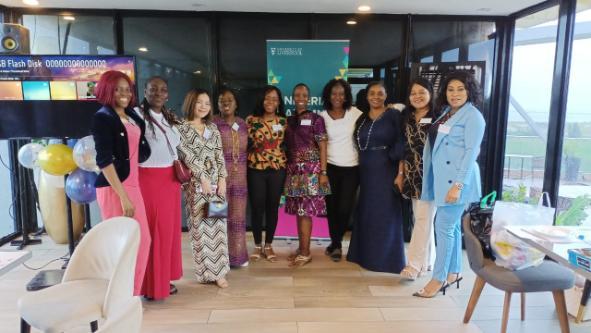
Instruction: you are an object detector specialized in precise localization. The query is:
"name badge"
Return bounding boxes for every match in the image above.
[203,127,213,140]
[272,124,283,132]
[231,122,240,131]
[300,119,312,126]
[438,124,451,134]
[419,118,432,124]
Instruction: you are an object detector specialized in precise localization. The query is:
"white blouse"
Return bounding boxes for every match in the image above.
[320,107,363,167]
[135,107,181,168]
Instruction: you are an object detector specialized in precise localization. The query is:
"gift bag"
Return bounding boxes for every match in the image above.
[491,193,555,270]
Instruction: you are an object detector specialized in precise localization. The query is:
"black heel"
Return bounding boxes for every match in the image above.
[440,281,450,296]
[455,276,463,289]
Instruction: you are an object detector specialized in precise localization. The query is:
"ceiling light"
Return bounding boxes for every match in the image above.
[477,7,492,12]
[62,16,76,21]
[358,5,371,12]
[23,0,39,5]
[138,47,148,52]
[346,19,357,25]
[193,70,202,74]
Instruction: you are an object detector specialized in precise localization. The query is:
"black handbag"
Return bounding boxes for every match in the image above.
[205,200,228,219]
[467,191,497,260]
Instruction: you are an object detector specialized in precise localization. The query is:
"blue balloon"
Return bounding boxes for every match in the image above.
[65,169,97,204]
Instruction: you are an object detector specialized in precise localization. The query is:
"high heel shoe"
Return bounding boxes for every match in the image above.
[412,281,449,298]
[263,244,277,262]
[447,273,463,289]
[250,245,263,261]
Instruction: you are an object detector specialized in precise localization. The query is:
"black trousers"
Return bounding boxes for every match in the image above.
[325,163,360,249]
[247,168,286,245]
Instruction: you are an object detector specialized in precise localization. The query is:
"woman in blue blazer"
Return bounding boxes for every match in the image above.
[414,71,485,298]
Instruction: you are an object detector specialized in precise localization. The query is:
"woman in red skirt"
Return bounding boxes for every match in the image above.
[136,76,183,300]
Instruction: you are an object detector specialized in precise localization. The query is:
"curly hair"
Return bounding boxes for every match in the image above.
[322,78,353,111]
[436,71,482,111]
[252,85,285,117]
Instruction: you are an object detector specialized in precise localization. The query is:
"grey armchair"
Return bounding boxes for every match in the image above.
[462,215,575,333]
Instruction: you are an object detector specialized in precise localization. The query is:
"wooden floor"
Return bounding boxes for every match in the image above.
[1,232,590,333]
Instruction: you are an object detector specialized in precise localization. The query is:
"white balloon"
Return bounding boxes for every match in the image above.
[17,143,44,169]
[73,136,99,172]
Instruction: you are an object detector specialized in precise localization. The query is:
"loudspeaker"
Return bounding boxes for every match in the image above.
[1,23,30,54]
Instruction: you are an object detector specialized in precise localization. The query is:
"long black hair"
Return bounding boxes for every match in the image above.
[140,76,180,136]
[322,79,353,111]
[402,78,438,126]
[436,71,482,111]
[252,85,286,117]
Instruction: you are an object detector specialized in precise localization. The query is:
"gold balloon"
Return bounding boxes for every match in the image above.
[37,144,77,176]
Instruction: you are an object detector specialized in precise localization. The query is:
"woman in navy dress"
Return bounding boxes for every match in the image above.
[346,81,406,273]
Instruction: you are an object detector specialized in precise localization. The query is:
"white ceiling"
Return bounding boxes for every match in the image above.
[3,0,543,16]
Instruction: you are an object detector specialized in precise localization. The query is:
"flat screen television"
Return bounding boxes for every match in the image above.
[0,55,136,139]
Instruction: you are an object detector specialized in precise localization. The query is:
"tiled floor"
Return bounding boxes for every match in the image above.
[1,233,590,333]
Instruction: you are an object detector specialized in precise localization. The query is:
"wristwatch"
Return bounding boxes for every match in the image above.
[320,170,328,176]
[454,182,464,190]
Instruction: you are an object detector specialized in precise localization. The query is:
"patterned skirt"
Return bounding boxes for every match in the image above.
[184,190,230,283]
[284,161,330,217]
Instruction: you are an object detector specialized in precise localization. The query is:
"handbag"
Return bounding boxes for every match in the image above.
[205,199,228,219]
[152,119,192,184]
[467,191,497,260]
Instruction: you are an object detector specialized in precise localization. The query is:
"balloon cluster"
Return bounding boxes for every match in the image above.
[18,136,99,204]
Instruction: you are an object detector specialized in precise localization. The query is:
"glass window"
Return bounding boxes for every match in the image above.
[123,17,213,114]
[0,141,16,241]
[219,15,309,117]
[22,15,115,54]
[502,6,559,203]
[316,17,403,100]
[441,48,459,62]
[411,20,496,179]
[556,0,591,226]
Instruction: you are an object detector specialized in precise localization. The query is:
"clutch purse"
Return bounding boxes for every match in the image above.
[205,200,228,219]
[173,159,192,185]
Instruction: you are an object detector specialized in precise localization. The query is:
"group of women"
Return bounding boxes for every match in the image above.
[90,68,485,300]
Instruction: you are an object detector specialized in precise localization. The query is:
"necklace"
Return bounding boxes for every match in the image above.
[231,125,240,172]
[356,117,376,151]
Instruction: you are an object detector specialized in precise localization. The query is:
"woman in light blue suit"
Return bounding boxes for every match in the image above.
[413,71,485,298]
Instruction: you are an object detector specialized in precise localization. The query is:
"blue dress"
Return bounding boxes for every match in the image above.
[346,108,406,273]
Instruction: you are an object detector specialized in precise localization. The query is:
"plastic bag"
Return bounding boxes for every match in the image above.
[491,193,555,270]
[468,191,496,260]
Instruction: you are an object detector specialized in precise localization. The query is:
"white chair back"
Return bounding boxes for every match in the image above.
[62,217,140,316]
[96,297,143,333]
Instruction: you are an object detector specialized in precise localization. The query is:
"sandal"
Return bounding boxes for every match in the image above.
[250,245,263,261]
[400,266,421,281]
[288,254,312,268]
[263,244,277,262]
[412,281,449,298]
[447,273,463,289]
[287,249,301,262]
[169,284,178,295]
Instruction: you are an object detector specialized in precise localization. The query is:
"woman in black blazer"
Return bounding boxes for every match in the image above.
[91,70,151,296]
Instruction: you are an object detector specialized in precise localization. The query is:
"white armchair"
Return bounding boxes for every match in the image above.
[96,297,143,333]
[18,216,141,333]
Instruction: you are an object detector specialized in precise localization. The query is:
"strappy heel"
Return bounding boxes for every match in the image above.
[263,244,277,262]
[447,273,463,289]
[250,245,263,261]
[288,254,312,267]
[412,281,449,298]
[400,266,421,281]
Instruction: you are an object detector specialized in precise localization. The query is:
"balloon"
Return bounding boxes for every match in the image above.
[67,138,78,148]
[41,170,65,188]
[72,136,99,172]
[37,144,77,176]
[65,169,97,204]
[17,143,44,169]
[48,139,63,145]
